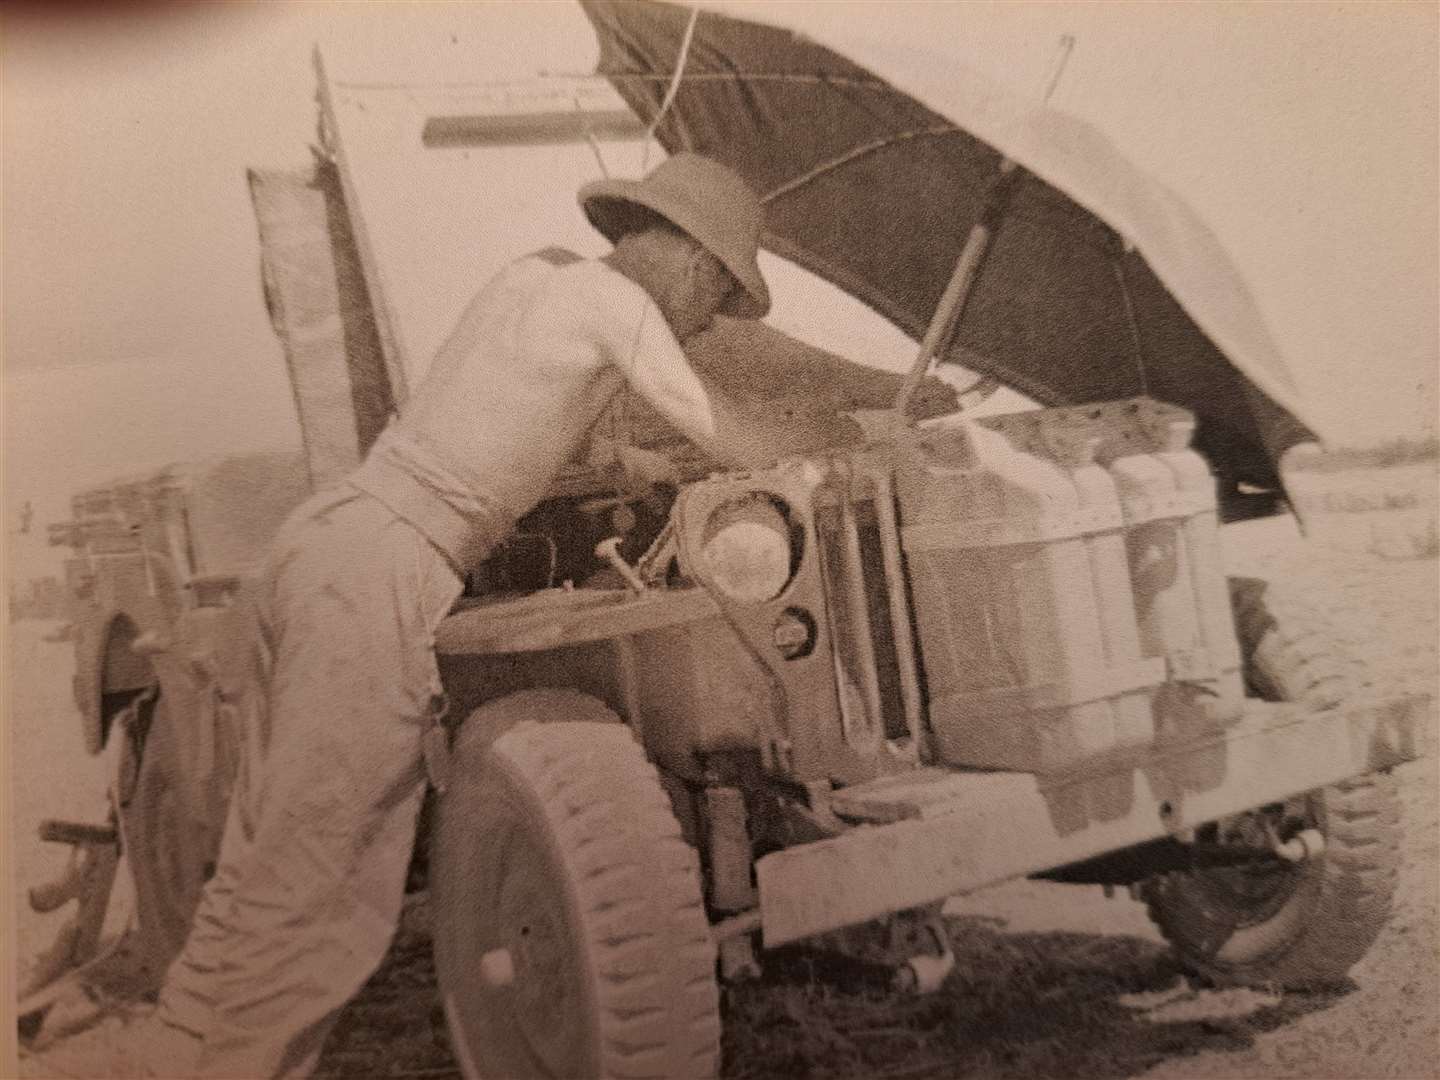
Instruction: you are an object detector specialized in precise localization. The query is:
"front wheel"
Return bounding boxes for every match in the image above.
[431,701,720,1079]
[1140,577,1401,989]
[1141,776,1400,989]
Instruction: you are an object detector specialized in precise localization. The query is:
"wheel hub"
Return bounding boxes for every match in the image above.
[486,829,589,1077]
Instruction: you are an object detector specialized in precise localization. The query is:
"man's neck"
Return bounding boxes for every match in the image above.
[601,248,648,289]
[603,248,670,316]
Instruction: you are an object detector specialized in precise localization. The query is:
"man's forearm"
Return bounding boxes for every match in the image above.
[693,372,864,468]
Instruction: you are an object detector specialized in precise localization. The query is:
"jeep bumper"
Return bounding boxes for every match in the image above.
[756,694,1432,947]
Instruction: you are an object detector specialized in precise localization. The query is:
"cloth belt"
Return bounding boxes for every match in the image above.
[348,452,508,576]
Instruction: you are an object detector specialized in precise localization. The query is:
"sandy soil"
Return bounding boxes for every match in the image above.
[11,514,1438,1079]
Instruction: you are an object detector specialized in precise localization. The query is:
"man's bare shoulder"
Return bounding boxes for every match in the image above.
[531,257,654,329]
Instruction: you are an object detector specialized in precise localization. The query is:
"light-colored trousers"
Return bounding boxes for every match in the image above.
[149,486,463,1078]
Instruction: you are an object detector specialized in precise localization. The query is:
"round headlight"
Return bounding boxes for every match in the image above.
[700,494,794,603]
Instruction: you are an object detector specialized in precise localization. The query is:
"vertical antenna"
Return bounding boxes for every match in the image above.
[1041,34,1076,105]
[576,95,612,178]
[642,1,701,171]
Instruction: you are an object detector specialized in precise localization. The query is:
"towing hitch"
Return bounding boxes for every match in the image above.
[1267,824,1325,862]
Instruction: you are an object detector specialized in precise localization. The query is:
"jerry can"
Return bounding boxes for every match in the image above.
[1134,400,1244,731]
[893,416,1164,773]
[995,409,1162,760]
[1088,400,1243,738]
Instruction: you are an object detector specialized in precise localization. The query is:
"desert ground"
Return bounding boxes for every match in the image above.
[11,498,1438,1079]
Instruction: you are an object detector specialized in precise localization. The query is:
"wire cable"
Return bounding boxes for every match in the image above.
[641,2,701,171]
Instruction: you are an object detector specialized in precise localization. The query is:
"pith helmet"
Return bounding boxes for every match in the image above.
[579,152,771,318]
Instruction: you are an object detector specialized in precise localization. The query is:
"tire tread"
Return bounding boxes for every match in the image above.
[492,720,719,1079]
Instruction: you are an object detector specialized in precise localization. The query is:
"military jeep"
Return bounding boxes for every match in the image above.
[20,24,1431,1080]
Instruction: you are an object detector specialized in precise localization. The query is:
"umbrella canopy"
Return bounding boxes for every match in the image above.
[580,0,1316,499]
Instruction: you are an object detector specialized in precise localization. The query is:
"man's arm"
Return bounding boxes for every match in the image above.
[587,278,860,469]
[685,318,960,420]
[690,368,865,466]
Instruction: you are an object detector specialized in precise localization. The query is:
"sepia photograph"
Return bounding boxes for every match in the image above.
[3,2,1436,1078]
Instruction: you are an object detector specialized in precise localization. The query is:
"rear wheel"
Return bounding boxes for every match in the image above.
[21,687,220,1040]
[1141,577,1401,989]
[116,689,217,983]
[432,699,719,1079]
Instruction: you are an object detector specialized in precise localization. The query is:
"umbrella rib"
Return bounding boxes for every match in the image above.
[598,69,893,92]
[331,72,895,93]
[761,126,960,204]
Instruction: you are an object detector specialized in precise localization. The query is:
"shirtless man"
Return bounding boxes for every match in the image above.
[140,152,798,1078]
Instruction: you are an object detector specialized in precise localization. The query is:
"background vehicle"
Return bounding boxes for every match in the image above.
[19,5,1430,1077]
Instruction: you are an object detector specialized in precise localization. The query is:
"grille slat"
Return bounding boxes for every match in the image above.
[814,465,920,752]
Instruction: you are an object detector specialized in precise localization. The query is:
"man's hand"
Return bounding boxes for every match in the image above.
[906,373,962,420]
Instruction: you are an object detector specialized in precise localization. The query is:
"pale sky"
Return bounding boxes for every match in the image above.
[3,1,1437,569]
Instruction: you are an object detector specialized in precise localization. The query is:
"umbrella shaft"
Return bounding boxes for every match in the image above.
[896,159,1020,418]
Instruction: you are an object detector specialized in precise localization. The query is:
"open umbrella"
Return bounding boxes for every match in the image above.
[580,0,1317,511]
